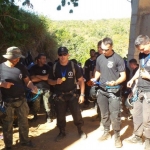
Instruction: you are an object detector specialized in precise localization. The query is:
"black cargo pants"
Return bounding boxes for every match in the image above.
[54,92,84,130]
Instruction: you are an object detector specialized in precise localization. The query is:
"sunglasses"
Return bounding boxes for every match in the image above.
[58,53,68,56]
[101,47,109,51]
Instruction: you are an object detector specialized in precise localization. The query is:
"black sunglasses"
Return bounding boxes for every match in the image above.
[58,53,68,56]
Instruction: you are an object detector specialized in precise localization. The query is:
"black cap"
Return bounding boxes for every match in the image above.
[58,47,68,55]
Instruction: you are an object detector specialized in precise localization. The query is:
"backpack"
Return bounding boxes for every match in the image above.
[53,61,77,84]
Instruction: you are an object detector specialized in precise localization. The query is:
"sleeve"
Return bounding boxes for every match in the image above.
[29,66,35,76]
[117,56,126,72]
[46,65,51,75]
[48,66,54,80]
[95,57,100,72]
[21,65,30,79]
[74,64,82,80]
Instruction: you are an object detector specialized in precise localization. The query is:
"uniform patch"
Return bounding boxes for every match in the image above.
[107,61,113,68]
[68,71,73,78]
[147,60,150,66]
[19,74,22,79]
[42,70,46,74]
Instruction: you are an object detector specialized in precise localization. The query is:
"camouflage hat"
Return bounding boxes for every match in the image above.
[3,46,25,60]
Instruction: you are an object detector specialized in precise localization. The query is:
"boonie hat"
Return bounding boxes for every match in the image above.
[58,47,68,55]
[3,46,25,60]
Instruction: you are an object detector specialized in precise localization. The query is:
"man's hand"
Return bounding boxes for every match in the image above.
[31,86,38,94]
[0,82,14,88]
[90,78,97,85]
[56,78,63,84]
[106,81,116,86]
[78,95,84,104]
[140,69,150,79]
[127,80,134,88]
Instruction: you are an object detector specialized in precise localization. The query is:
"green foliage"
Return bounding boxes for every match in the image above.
[0,0,58,62]
[50,19,130,65]
[0,0,130,65]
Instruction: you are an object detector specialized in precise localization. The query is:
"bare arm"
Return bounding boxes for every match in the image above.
[115,71,126,85]
[94,70,101,80]
[130,68,140,82]
[127,68,140,88]
[0,82,14,88]
[23,77,38,93]
[107,71,126,86]
[30,75,49,82]
[48,78,63,85]
[78,76,85,104]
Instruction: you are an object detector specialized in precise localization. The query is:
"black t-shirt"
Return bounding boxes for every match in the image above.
[96,52,125,87]
[0,62,29,99]
[132,65,139,76]
[89,59,96,76]
[84,58,96,81]
[29,64,50,89]
[138,53,150,91]
[49,61,82,93]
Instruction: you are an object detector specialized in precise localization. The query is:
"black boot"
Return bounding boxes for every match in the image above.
[21,140,35,148]
[5,147,12,150]
[114,130,122,148]
[77,127,87,140]
[29,114,38,122]
[99,129,111,141]
[46,111,52,123]
[55,128,66,142]
[145,138,150,150]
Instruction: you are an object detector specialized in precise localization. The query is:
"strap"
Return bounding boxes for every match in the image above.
[0,64,2,81]
[106,85,120,89]
[53,62,57,78]
[71,61,77,84]
[53,61,77,84]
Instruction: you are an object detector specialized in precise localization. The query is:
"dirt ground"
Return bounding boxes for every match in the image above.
[0,103,145,150]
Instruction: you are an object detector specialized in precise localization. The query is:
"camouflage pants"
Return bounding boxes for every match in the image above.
[31,90,51,114]
[2,98,29,147]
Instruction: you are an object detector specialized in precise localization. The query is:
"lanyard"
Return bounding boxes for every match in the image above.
[141,54,150,68]
[61,68,67,77]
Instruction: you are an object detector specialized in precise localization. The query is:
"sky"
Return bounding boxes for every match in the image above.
[19,0,132,20]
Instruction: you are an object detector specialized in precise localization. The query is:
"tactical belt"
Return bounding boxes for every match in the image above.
[3,96,25,103]
[60,89,77,95]
[56,89,78,101]
[98,85,121,94]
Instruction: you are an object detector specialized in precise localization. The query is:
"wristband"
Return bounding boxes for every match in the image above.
[80,94,85,97]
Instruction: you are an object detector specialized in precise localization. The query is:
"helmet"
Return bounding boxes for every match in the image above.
[125,96,134,110]
[88,85,99,102]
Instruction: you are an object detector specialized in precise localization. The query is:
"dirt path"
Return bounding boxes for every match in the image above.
[0,104,144,150]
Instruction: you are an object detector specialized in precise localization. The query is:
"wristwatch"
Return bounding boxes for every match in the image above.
[80,94,85,97]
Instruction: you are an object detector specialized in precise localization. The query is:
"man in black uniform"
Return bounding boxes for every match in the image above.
[84,49,96,108]
[127,35,150,150]
[92,37,126,148]
[129,58,139,77]
[29,53,51,123]
[0,46,38,150]
[48,47,86,142]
